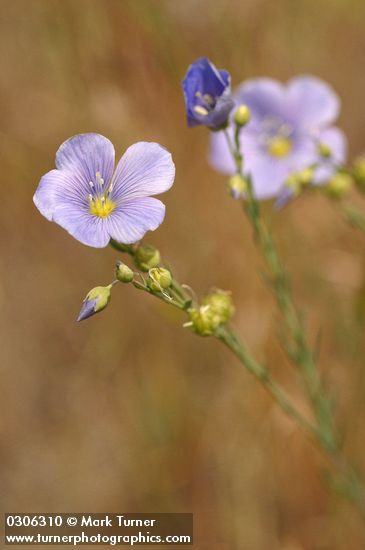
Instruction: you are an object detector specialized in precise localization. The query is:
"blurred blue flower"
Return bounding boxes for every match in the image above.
[34,134,175,247]
[210,76,347,200]
[182,58,234,129]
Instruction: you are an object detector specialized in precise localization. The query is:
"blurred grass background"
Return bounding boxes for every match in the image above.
[1,0,365,548]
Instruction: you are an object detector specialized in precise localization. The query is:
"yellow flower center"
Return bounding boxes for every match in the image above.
[267,136,292,157]
[89,196,116,218]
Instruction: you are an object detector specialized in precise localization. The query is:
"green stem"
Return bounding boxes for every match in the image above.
[217,324,365,516]
[341,201,365,232]
[109,235,365,514]
[110,242,315,439]
[216,325,319,440]
[245,177,336,448]
[132,280,186,310]
[226,124,365,514]
[110,240,192,309]
[223,129,236,160]
[228,129,336,450]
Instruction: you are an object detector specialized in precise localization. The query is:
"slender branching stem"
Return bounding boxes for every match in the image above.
[109,207,365,516]
[225,128,335,446]
[216,325,319,440]
[224,126,365,516]
[110,242,316,440]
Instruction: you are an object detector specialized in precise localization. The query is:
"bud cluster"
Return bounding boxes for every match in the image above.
[187,289,235,336]
[77,242,178,321]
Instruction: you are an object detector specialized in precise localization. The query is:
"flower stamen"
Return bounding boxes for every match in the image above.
[194,91,217,116]
[89,171,116,218]
[194,105,209,116]
[203,93,214,105]
[95,171,104,189]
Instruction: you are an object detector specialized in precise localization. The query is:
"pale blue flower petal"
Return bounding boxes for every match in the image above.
[33,169,88,221]
[56,133,115,190]
[235,78,287,123]
[106,197,166,244]
[111,142,175,202]
[244,156,297,199]
[209,130,236,175]
[34,165,110,247]
[52,204,110,247]
[287,76,340,130]
[34,169,66,221]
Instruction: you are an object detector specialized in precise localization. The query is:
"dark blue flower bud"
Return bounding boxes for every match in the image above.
[182,58,234,130]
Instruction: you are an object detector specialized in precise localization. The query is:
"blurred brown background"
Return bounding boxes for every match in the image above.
[1,0,365,548]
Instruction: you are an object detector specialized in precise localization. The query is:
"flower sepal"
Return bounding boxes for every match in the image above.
[134,244,161,272]
[147,267,172,293]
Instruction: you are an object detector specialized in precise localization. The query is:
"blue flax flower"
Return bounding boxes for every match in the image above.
[34,134,175,247]
[182,57,234,129]
[210,76,347,199]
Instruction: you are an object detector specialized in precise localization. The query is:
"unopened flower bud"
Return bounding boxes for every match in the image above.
[353,156,365,189]
[284,174,301,196]
[298,167,314,186]
[77,285,112,322]
[227,174,248,199]
[115,261,134,283]
[285,167,314,196]
[202,289,235,323]
[318,143,332,158]
[134,244,161,272]
[234,105,250,127]
[147,267,172,292]
[187,305,221,336]
[324,173,353,198]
